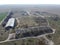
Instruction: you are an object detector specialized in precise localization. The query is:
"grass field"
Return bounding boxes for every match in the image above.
[0,12,8,41]
[0,12,7,22]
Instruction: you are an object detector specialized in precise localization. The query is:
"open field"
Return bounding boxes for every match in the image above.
[0,12,7,22]
[47,17,60,45]
[0,5,60,45]
[17,16,48,28]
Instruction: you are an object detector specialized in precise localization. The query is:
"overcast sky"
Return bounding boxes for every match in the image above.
[0,0,60,5]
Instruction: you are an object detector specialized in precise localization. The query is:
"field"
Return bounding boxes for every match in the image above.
[47,17,60,45]
[0,12,8,41]
[0,12,7,22]
[17,16,47,28]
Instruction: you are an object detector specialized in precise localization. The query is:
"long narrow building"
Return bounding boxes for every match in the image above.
[5,18,16,30]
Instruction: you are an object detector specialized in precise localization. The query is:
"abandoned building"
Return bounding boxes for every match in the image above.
[5,18,16,30]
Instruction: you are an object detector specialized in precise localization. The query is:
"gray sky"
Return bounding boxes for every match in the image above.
[0,0,60,5]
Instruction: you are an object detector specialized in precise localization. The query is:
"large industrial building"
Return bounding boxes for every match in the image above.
[5,18,16,30]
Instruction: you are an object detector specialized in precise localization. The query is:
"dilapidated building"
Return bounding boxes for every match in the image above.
[5,18,16,30]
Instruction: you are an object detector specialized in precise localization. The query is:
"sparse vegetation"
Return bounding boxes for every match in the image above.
[17,16,47,28]
[47,17,60,45]
[0,38,45,45]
